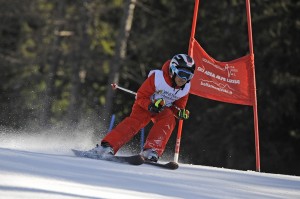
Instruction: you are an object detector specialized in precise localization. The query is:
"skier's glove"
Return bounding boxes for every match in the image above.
[177,109,190,120]
[148,98,166,113]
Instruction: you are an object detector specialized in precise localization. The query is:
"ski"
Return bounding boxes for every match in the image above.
[72,149,179,169]
[144,160,179,170]
[72,149,144,166]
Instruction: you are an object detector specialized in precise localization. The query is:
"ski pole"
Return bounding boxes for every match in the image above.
[111,83,137,95]
[112,83,181,109]
[140,128,145,152]
[112,83,180,108]
[108,114,115,132]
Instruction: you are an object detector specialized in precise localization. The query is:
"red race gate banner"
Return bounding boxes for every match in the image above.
[189,38,255,106]
[175,0,260,172]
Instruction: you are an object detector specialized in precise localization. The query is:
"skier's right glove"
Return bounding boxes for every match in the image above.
[177,109,190,120]
[148,98,166,113]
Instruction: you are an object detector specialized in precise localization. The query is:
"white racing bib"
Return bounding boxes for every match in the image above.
[148,70,190,107]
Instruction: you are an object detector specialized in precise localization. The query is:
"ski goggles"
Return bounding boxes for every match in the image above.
[171,65,194,81]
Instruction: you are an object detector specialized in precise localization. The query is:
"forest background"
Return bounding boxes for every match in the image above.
[0,0,299,176]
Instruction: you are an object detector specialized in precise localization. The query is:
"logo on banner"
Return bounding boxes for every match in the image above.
[196,58,241,95]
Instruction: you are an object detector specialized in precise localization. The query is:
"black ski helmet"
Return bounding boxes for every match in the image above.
[169,54,195,81]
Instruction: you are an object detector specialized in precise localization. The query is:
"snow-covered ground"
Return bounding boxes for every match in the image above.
[0,130,300,199]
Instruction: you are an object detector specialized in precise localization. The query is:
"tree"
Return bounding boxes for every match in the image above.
[39,1,66,127]
[102,0,137,127]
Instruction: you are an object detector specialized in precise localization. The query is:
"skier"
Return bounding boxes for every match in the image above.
[91,54,195,162]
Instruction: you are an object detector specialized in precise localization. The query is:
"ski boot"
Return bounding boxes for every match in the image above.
[141,148,159,162]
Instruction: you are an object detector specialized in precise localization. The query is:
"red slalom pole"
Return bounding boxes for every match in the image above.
[245,0,261,172]
[174,0,200,163]
[174,120,183,162]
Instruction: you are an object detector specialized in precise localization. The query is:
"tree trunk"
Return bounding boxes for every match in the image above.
[40,1,65,128]
[66,3,89,128]
[101,0,137,127]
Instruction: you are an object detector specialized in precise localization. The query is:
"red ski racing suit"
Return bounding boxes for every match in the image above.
[102,60,190,156]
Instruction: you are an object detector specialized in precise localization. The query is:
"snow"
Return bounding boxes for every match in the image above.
[0,131,300,199]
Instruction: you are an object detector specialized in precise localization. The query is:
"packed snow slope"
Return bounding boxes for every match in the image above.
[0,130,300,199]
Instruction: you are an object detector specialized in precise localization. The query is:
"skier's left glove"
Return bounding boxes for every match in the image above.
[177,109,190,120]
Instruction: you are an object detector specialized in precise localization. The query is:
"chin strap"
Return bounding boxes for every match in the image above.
[171,75,177,89]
